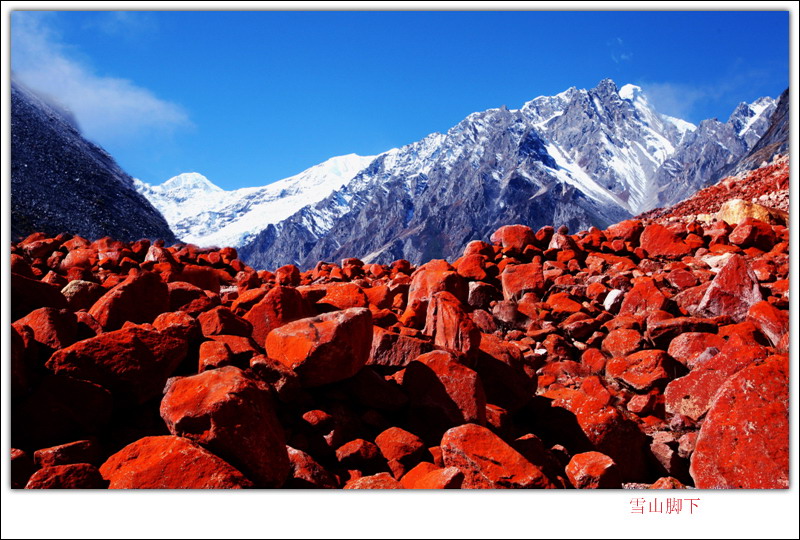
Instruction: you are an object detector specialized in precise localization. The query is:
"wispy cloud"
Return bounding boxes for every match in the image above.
[608,37,633,64]
[639,82,708,120]
[11,12,190,143]
[80,11,158,39]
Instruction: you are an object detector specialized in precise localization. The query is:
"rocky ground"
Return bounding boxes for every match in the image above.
[10,160,790,490]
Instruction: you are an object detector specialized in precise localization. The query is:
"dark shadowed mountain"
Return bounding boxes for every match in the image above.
[11,79,176,243]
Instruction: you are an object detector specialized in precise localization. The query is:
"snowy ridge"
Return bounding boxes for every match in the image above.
[134,153,376,248]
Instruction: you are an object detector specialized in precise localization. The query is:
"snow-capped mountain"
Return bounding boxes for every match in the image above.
[236,79,775,270]
[133,153,376,248]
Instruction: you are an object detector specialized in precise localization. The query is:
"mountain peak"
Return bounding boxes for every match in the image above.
[159,172,223,193]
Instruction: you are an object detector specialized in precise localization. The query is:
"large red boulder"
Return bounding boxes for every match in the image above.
[61,280,105,311]
[160,366,289,487]
[11,272,68,321]
[696,254,762,322]
[542,383,648,481]
[690,355,788,488]
[316,282,370,310]
[285,446,338,489]
[500,259,545,301]
[640,223,692,259]
[265,307,372,387]
[368,326,433,368]
[13,307,78,351]
[490,224,535,252]
[25,463,107,489]
[664,340,770,421]
[403,351,487,440]
[565,451,622,489]
[100,436,253,488]
[440,424,555,489]
[197,306,253,338]
[605,350,679,392]
[423,291,480,357]
[746,301,789,348]
[618,279,669,319]
[406,260,468,309]
[244,285,311,345]
[88,271,169,330]
[46,326,187,405]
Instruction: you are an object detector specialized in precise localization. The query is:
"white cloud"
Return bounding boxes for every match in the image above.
[11,12,190,143]
[640,82,708,120]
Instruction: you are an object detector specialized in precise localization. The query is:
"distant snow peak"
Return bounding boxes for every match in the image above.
[134,153,376,248]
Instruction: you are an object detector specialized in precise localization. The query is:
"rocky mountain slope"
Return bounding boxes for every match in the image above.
[133,153,376,248]
[10,80,176,244]
[11,165,789,488]
[236,79,776,270]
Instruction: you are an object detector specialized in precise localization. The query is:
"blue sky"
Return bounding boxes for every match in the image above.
[11,10,790,190]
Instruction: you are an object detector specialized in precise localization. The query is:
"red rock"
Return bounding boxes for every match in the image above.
[197,306,253,338]
[490,224,535,252]
[646,317,718,347]
[728,218,776,250]
[400,462,440,488]
[649,477,687,489]
[209,334,262,363]
[46,326,186,405]
[285,446,338,489]
[690,355,788,488]
[414,467,464,489]
[275,264,301,286]
[746,301,788,348]
[664,340,770,421]
[424,291,480,357]
[151,311,201,342]
[25,463,107,489]
[441,423,555,489]
[500,259,545,301]
[696,254,762,322]
[11,449,36,489]
[344,472,403,489]
[605,220,644,244]
[160,366,289,487]
[667,332,726,368]
[474,333,534,412]
[230,287,268,314]
[34,439,102,468]
[601,328,644,358]
[368,326,433,368]
[375,427,427,466]
[640,223,692,259]
[171,264,221,294]
[541,385,647,481]
[13,307,78,351]
[665,268,699,290]
[167,281,218,315]
[626,393,657,415]
[565,451,621,489]
[618,279,669,319]
[403,351,487,440]
[316,282,370,310]
[11,272,68,321]
[244,285,311,346]
[581,348,607,374]
[546,292,583,320]
[60,280,105,311]
[335,439,385,473]
[456,253,490,281]
[100,435,253,488]
[406,260,468,310]
[88,271,169,330]
[198,340,235,372]
[265,307,371,387]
